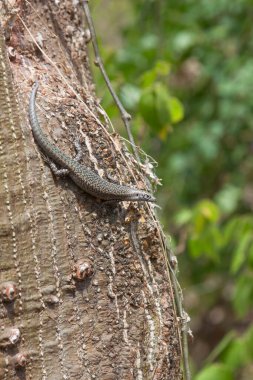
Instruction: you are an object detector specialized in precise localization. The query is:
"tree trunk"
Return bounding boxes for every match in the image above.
[0,1,182,379]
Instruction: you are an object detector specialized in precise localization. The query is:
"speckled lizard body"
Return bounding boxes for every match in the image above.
[29,82,155,202]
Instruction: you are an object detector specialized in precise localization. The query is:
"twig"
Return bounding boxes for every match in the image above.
[182,327,191,380]
[82,0,141,163]
[166,247,192,380]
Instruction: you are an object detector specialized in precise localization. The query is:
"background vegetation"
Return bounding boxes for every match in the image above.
[93,1,253,378]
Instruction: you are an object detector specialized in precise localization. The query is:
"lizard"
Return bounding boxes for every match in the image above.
[29,81,156,202]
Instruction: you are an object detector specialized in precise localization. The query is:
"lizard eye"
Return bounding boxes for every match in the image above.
[139,192,155,202]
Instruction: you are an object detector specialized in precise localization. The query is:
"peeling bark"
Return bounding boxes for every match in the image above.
[0,1,182,379]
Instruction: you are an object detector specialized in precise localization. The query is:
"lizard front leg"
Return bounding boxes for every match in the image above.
[73,138,83,162]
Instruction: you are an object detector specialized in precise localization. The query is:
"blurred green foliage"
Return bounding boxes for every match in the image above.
[93,0,253,378]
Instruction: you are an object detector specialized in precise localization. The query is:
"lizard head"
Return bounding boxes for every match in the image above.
[128,190,156,203]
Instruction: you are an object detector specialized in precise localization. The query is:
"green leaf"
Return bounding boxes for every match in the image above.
[223,218,240,246]
[205,331,236,364]
[195,364,233,380]
[138,86,164,130]
[140,60,170,87]
[154,60,171,76]
[155,84,173,127]
[174,208,192,226]
[248,242,253,268]
[193,200,220,234]
[172,31,197,54]
[120,84,140,110]
[188,235,203,258]
[196,200,220,223]
[233,274,253,317]
[140,70,157,87]
[215,185,241,214]
[168,96,184,123]
[139,83,183,134]
[139,34,158,54]
[223,339,248,371]
[188,231,220,261]
[230,233,252,274]
[242,325,253,360]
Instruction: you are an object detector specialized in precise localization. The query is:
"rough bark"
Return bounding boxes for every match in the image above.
[0,1,182,379]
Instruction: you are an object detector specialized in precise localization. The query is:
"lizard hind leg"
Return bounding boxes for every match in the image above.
[49,161,69,176]
[40,151,69,176]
